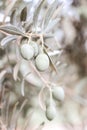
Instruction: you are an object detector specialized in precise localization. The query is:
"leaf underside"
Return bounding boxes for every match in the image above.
[42,0,58,30]
[44,47,57,73]
[0,24,25,36]
[0,35,17,48]
[33,0,46,29]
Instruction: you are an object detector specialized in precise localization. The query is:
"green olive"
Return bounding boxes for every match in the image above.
[35,53,50,71]
[20,43,34,60]
[52,87,65,101]
[30,41,39,57]
[46,103,56,121]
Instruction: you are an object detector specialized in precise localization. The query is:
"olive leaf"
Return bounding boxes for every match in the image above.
[42,0,58,30]
[13,62,20,81]
[44,18,60,32]
[24,21,33,32]
[10,100,27,130]
[38,87,47,111]
[51,3,64,19]
[10,9,18,25]
[20,7,27,22]
[43,34,54,39]
[0,24,25,36]
[14,99,27,125]
[9,102,19,130]
[44,48,57,73]
[21,78,25,97]
[48,55,57,73]
[0,35,17,48]
[33,0,46,29]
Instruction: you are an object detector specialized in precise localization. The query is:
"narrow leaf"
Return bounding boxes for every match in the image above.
[33,0,45,29]
[43,34,54,39]
[20,7,27,22]
[13,62,20,81]
[42,0,58,30]
[24,21,33,32]
[0,35,17,48]
[10,99,27,130]
[0,24,25,36]
[10,9,17,25]
[51,3,64,19]
[16,99,27,119]
[44,18,60,32]
[38,87,46,111]
[10,102,19,129]
[44,48,57,73]
[21,79,25,97]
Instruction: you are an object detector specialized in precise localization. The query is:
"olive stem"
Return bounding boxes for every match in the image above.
[40,34,44,52]
[49,86,53,105]
[29,61,50,88]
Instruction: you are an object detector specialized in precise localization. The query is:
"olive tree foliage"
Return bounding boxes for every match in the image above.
[0,0,87,129]
[0,0,66,127]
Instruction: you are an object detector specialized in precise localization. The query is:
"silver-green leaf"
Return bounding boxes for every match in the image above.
[0,35,17,48]
[42,0,58,30]
[33,0,46,29]
[0,24,25,36]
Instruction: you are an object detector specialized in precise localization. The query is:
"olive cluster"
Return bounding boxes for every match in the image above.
[46,86,65,120]
[20,40,65,121]
[20,40,50,71]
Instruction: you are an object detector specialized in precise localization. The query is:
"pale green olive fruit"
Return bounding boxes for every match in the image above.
[30,41,39,57]
[46,103,56,121]
[20,44,34,60]
[35,53,50,71]
[52,87,65,101]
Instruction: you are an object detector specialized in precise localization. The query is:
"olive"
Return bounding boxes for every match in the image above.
[20,43,34,60]
[35,53,50,71]
[52,87,65,101]
[46,103,56,121]
[30,41,39,57]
